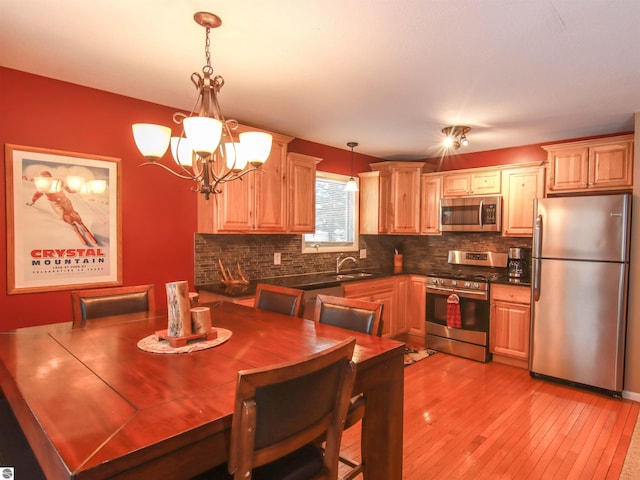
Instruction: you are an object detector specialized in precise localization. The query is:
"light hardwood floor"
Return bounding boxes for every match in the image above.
[339,352,639,479]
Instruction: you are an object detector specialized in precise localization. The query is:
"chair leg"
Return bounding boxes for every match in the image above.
[337,421,364,480]
[339,455,363,480]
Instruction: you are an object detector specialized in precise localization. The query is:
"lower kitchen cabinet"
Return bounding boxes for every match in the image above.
[407,275,426,343]
[490,284,531,368]
[343,277,398,338]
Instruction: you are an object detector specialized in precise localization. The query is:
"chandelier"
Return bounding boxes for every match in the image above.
[132,12,273,200]
[441,126,471,150]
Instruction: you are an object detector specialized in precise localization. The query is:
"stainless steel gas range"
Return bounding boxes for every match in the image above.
[425,250,507,362]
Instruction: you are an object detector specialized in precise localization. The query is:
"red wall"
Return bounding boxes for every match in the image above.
[289,138,381,175]
[423,144,548,171]
[0,68,199,329]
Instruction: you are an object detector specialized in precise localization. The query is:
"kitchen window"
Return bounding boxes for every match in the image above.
[302,171,359,253]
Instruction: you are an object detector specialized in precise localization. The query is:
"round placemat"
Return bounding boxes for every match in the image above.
[137,328,233,354]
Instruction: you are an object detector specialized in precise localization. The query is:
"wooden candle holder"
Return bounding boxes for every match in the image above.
[156,328,218,348]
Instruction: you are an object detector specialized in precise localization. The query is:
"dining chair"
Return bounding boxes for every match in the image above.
[70,284,155,328]
[202,337,356,480]
[313,294,384,480]
[254,283,304,318]
[313,294,382,337]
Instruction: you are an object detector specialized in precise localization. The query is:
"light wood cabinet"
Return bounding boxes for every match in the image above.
[287,152,322,233]
[407,275,426,343]
[343,276,415,338]
[543,134,633,194]
[420,173,442,234]
[360,162,425,234]
[196,128,294,233]
[442,169,501,197]
[359,171,391,234]
[490,284,531,368]
[343,278,395,337]
[394,276,408,333]
[501,165,545,237]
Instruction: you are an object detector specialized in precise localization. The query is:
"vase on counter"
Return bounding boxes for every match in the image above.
[393,254,403,273]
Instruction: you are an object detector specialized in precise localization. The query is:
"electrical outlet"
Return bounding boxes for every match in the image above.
[359,249,367,259]
[274,252,281,265]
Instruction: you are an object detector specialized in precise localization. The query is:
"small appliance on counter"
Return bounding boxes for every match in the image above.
[507,247,529,279]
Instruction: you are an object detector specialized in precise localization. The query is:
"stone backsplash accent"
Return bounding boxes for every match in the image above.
[194,233,532,285]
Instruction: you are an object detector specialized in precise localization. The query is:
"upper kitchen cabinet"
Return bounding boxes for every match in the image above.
[197,127,294,233]
[442,169,501,197]
[359,170,391,234]
[287,152,322,233]
[543,134,633,195]
[501,164,545,237]
[420,173,442,235]
[360,161,426,234]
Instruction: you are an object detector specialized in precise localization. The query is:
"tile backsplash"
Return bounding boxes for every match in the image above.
[194,233,531,285]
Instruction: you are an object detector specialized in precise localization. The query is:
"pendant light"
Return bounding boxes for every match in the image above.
[345,142,359,192]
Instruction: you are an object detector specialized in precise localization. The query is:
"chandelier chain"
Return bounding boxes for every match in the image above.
[203,27,213,76]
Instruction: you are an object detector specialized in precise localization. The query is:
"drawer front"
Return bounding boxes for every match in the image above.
[491,284,530,304]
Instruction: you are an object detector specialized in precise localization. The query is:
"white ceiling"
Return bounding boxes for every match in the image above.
[1,1,639,160]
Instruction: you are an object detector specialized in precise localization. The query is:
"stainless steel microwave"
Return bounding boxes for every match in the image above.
[440,195,502,232]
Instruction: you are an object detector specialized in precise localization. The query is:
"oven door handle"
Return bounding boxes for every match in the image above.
[426,286,488,299]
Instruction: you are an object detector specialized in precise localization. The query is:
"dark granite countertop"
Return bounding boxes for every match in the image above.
[196,269,397,298]
[196,270,531,298]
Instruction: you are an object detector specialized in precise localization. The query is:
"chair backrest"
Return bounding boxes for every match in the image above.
[228,337,356,480]
[313,294,383,337]
[70,284,155,328]
[254,283,304,318]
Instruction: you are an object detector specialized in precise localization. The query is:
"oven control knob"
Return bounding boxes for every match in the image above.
[473,282,480,289]
[464,281,471,288]
[438,279,445,285]
[431,278,437,284]
[451,280,457,287]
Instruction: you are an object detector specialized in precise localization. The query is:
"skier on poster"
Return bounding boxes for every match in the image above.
[26,171,98,246]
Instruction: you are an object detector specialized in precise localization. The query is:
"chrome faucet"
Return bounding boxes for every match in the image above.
[336,255,357,274]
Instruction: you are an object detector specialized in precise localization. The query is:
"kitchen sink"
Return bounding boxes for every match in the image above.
[333,272,375,280]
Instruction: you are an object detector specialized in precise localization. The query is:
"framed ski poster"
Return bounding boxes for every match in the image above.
[5,144,122,294]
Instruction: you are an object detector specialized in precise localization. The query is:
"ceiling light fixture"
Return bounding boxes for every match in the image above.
[131,12,272,200]
[441,126,471,150]
[345,142,359,192]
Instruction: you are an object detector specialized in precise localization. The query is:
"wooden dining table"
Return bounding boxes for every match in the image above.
[0,301,405,480]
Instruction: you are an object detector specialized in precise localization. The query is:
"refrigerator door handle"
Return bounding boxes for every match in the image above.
[533,258,541,301]
[533,214,543,301]
[533,214,542,259]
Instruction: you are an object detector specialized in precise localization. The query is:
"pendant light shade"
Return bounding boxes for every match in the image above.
[345,141,359,192]
[132,123,172,161]
[240,131,273,166]
[183,116,223,156]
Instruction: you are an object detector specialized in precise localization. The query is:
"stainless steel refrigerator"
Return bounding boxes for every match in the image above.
[530,193,631,394]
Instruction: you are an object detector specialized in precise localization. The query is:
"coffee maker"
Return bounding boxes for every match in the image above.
[508,247,529,279]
